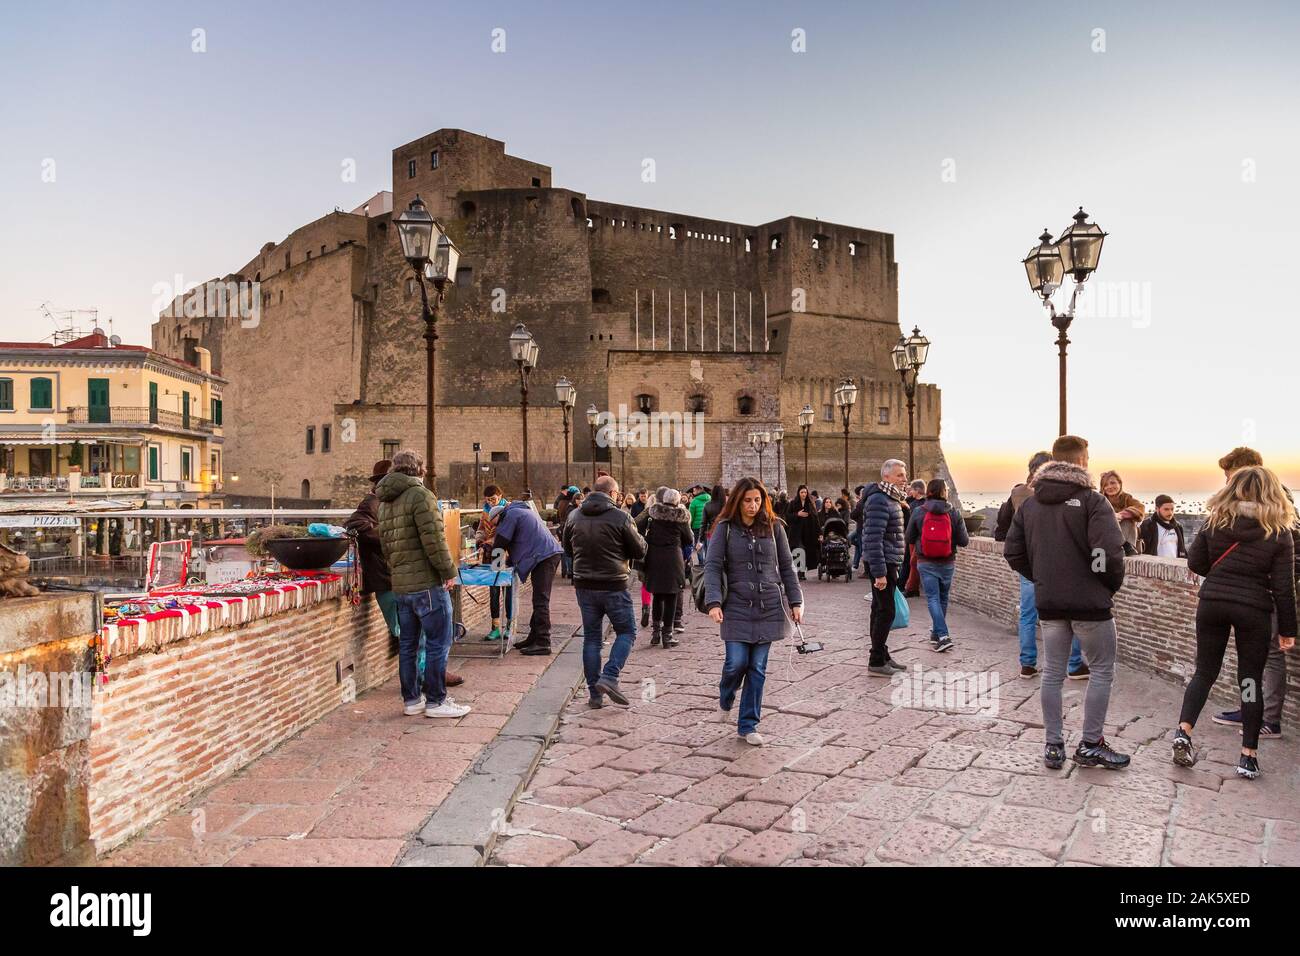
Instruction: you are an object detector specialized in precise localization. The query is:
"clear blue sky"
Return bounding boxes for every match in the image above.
[3,0,1296,489]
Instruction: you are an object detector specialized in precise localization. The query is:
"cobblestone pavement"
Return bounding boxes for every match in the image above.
[488,578,1300,867]
[100,594,585,867]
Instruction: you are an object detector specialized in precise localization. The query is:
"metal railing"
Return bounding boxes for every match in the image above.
[66,406,217,433]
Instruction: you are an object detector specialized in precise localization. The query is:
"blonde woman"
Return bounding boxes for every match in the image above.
[1173,466,1297,779]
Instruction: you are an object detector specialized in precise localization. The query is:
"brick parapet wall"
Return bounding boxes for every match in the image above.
[951,537,1299,728]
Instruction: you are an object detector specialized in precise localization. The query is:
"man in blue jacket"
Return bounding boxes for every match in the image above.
[862,459,909,676]
[492,500,564,655]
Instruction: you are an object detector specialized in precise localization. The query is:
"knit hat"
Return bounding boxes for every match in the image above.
[657,486,681,506]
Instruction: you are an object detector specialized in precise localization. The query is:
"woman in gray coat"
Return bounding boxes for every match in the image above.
[703,477,804,745]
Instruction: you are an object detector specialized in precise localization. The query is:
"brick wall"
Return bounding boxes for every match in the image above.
[950,537,1300,728]
[88,574,521,854]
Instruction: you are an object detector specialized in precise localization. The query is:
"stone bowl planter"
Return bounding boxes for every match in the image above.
[265,536,349,571]
[963,513,986,535]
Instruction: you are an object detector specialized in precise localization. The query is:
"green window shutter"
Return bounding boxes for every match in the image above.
[148,446,159,481]
[0,379,12,410]
[30,377,52,409]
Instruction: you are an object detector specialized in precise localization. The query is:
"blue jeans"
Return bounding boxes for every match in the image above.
[396,587,454,707]
[1018,575,1083,669]
[851,530,863,570]
[918,562,955,639]
[577,588,638,694]
[721,641,771,735]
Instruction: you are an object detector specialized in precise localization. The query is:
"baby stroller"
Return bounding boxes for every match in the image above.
[818,516,853,581]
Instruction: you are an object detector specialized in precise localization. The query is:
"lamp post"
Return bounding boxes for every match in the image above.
[833,379,858,492]
[472,442,482,505]
[614,429,630,490]
[1022,207,1107,436]
[509,324,539,496]
[771,426,784,493]
[395,195,461,492]
[555,376,576,488]
[748,431,770,486]
[891,326,930,477]
[798,403,814,489]
[585,403,599,486]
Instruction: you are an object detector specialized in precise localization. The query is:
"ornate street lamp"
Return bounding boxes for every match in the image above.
[771,426,784,493]
[892,326,930,477]
[748,431,770,487]
[585,403,600,486]
[1022,207,1107,435]
[555,376,577,487]
[509,323,539,495]
[798,403,814,489]
[395,194,461,492]
[613,429,630,490]
[833,379,858,492]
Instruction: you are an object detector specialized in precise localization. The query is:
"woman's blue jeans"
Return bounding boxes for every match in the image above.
[720,641,771,735]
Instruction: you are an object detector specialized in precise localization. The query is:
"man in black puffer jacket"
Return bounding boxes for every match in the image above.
[562,475,648,707]
[1004,435,1129,772]
[862,459,909,674]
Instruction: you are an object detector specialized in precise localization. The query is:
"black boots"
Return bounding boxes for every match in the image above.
[650,626,662,647]
[641,605,650,627]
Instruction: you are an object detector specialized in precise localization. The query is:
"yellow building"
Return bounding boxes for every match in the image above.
[0,330,226,505]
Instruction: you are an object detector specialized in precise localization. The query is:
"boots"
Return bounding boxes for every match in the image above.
[661,629,679,648]
[650,625,662,647]
[641,605,650,627]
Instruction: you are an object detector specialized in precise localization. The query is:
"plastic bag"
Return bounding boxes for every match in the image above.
[892,587,910,630]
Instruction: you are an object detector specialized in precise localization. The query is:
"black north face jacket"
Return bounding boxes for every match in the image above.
[1003,461,1126,621]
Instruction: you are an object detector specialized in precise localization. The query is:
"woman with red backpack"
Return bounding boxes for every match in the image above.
[904,478,969,652]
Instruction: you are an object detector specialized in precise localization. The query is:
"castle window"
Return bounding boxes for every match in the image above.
[320,245,326,256]
[878,407,890,425]
[382,440,399,460]
[769,234,782,251]
[305,427,315,454]
[636,393,655,415]
[322,424,332,453]
[279,290,284,303]
[592,288,612,305]
[571,198,584,219]
[301,480,311,498]
[526,196,538,213]
[456,267,473,288]
[737,394,755,416]
[430,150,439,169]
[849,241,858,256]
[687,393,707,414]
[813,234,830,250]
[744,237,752,252]
[306,250,312,260]
[532,177,542,187]
[822,404,834,422]
[491,451,509,462]
[284,251,291,269]
[407,159,417,179]
[587,217,594,228]
[669,223,683,240]
[461,200,477,218]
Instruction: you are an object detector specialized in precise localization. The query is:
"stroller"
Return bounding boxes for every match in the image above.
[817,516,853,581]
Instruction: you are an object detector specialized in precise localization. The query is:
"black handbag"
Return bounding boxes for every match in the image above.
[691,523,729,613]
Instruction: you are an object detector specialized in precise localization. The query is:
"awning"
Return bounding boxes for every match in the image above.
[0,435,141,445]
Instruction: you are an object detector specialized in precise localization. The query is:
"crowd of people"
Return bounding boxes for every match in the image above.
[344,439,1296,781]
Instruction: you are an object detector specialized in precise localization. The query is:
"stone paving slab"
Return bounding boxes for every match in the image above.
[487,576,1300,867]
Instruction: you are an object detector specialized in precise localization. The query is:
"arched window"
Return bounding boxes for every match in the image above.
[592,288,612,305]
[687,393,707,414]
[460,200,477,218]
[301,479,311,498]
[635,393,655,415]
[737,394,755,416]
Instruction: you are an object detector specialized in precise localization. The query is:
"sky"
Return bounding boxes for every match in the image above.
[2,0,1297,493]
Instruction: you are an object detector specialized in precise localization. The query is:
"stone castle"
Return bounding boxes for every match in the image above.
[152,129,953,505]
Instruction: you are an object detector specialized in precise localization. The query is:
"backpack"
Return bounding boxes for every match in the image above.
[919,509,954,559]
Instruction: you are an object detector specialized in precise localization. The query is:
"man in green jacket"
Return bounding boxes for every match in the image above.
[688,485,711,565]
[377,450,468,719]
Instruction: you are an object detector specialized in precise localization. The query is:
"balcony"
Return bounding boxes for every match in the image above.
[66,406,217,434]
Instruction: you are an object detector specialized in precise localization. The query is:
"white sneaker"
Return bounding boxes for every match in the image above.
[744,732,764,746]
[717,706,731,724]
[402,695,426,716]
[425,698,471,719]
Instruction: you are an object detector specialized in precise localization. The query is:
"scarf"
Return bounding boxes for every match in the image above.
[882,482,907,504]
[1154,513,1179,532]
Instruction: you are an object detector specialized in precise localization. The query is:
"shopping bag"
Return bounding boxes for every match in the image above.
[892,586,910,630]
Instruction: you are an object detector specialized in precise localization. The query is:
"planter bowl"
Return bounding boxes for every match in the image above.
[265,536,348,571]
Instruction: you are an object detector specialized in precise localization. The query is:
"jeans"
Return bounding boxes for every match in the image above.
[1263,622,1289,726]
[561,551,573,578]
[1017,576,1083,670]
[851,530,863,571]
[396,587,454,707]
[868,564,899,666]
[1181,599,1272,748]
[721,641,771,735]
[918,562,954,638]
[524,555,560,647]
[1040,618,1116,746]
[577,588,638,694]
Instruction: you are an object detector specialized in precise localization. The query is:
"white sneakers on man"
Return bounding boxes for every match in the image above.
[402,695,426,716]
[744,732,764,746]
[425,698,471,719]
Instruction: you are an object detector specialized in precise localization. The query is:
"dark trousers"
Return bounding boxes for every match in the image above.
[489,584,513,622]
[868,563,900,666]
[1180,598,1272,749]
[651,590,678,629]
[525,555,561,647]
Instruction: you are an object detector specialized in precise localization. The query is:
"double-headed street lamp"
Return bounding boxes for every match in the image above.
[509,323,539,495]
[748,431,770,486]
[555,376,577,487]
[798,403,814,488]
[833,379,858,492]
[585,403,600,485]
[891,326,931,477]
[394,195,461,492]
[1022,207,1107,436]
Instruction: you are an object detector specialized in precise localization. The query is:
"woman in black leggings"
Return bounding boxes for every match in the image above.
[1174,466,1297,780]
[636,487,694,648]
